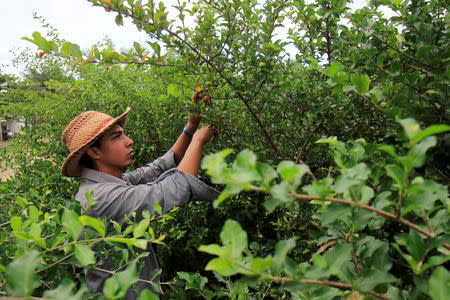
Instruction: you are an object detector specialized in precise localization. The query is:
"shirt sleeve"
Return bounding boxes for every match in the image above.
[122,150,177,185]
[86,169,220,222]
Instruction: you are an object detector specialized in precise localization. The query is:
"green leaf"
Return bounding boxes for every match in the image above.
[270,181,292,203]
[6,250,41,296]
[277,161,309,188]
[356,268,397,292]
[167,83,181,97]
[265,181,293,211]
[319,202,351,226]
[411,136,436,168]
[132,239,148,249]
[149,42,161,56]
[177,271,208,290]
[323,243,353,276]
[138,290,159,300]
[103,260,139,299]
[333,71,348,83]
[79,215,106,237]
[201,149,233,181]
[378,144,398,158]
[133,218,150,238]
[230,149,262,184]
[371,244,392,271]
[233,149,257,168]
[404,180,448,215]
[351,74,371,94]
[29,223,46,248]
[115,14,123,26]
[328,61,341,77]
[406,230,425,263]
[220,220,247,259]
[10,216,22,232]
[411,124,450,143]
[205,257,236,276]
[360,185,374,204]
[429,267,450,300]
[397,118,420,140]
[256,162,277,188]
[422,255,450,273]
[75,244,96,267]
[303,177,334,198]
[43,278,89,300]
[250,257,273,273]
[273,237,297,268]
[153,202,162,216]
[312,253,327,269]
[62,209,83,241]
[385,164,405,189]
[70,43,83,59]
[61,42,72,57]
[198,244,225,256]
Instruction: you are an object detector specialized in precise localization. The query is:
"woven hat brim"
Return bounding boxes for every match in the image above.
[61,107,130,177]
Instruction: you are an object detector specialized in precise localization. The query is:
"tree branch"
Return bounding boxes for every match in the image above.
[293,193,450,250]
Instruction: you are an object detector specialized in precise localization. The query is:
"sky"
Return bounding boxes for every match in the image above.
[0,0,389,76]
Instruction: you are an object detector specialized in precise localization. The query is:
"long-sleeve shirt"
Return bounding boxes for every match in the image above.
[75,150,219,299]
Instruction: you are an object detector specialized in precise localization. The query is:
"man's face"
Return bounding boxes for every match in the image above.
[95,124,134,171]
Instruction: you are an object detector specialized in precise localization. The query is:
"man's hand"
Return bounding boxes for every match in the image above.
[187,114,201,132]
[193,125,219,144]
[187,88,213,132]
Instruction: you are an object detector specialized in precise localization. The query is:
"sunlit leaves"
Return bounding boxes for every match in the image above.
[103,260,140,299]
[200,220,250,276]
[351,74,371,94]
[6,250,41,297]
[62,209,83,241]
[220,220,248,259]
[429,267,450,300]
[74,244,96,267]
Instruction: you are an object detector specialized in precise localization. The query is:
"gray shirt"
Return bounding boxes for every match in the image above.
[75,150,219,299]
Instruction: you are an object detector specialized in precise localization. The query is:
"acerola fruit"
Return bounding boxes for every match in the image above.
[202,96,210,104]
[192,92,200,103]
[39,51,44,58]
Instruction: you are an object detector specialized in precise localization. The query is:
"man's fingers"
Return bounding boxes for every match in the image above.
[211,129,219,143]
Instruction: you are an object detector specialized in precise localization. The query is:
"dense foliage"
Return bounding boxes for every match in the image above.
[0,0,449,299]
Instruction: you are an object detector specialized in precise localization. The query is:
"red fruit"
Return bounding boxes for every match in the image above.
[202,96,210,104]
[192,92,200,103]
[39,51,44,58]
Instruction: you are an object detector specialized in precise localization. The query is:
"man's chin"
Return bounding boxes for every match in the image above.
[121,160,133,171]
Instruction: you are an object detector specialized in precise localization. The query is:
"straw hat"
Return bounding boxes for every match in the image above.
[61,107,131,177]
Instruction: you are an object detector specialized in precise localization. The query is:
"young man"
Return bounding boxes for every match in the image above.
[61,106,219,298]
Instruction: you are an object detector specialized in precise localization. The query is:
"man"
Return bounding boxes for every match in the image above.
[61,106,219,298]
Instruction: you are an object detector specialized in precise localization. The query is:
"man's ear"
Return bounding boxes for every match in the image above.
[86,146,102,160]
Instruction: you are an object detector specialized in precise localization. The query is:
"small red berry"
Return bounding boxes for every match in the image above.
[39,51,44,58]
[202,96,210,104]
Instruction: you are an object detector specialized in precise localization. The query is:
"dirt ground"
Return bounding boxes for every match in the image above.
[0,140,15,181]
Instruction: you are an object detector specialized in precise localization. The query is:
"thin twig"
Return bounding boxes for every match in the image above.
[93,266,171,286]
[346,13,444,71]
[293,193,450,250]
[273,277,393,300]
[37,253,75,273]
[295,118,324,164]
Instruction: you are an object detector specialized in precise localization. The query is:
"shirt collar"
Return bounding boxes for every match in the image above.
[81,167,130,185]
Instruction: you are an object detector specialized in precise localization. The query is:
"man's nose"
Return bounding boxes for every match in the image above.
[125,135,133,146]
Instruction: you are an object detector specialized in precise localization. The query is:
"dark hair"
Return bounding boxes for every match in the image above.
[79,136,102,169]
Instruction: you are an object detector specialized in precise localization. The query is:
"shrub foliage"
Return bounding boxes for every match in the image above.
[0,0,449,299]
